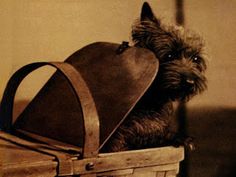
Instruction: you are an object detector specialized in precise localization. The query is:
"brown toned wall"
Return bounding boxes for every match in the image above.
[0,0,174,102]
[184,1,236,177]
[1,0,235,109]
[185,0,236,108]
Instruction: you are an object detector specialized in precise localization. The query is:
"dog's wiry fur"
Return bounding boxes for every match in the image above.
[101,2,207,152]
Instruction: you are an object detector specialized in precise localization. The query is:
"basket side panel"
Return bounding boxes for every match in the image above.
[156,171,166,177]
[97,163,179,177]
[165,170,178,177]
[131,169,157,177]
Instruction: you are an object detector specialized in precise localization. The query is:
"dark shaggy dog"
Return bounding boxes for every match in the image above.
[102,2,207,152]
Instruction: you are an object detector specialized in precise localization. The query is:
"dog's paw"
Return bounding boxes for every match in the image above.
[172,135,196,151]
[183,137,196,151]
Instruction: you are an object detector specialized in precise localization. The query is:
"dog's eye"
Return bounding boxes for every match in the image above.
[166,53,174,60]
[163,52,177,62]
[191,55,200,62]
[168,54,173,58]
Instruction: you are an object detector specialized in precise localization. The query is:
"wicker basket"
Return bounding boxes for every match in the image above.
[0,131,183,177]
[0,61,184,177]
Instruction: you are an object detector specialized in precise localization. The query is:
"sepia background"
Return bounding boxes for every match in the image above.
[0,0,235,177]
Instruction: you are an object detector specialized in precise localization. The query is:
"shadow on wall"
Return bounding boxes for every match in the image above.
[13,100,30,123]
[186,106,236,177]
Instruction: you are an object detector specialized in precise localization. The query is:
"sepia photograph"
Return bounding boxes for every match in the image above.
[0,1,235,177]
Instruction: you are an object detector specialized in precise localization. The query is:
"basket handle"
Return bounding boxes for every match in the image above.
[0,62,99,158]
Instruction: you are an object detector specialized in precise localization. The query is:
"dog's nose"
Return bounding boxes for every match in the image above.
[183,78,195,89]
[186,78,195,85]
[181,74,195,90]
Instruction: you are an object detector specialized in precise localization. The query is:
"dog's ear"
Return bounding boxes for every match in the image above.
[141,2,160,25]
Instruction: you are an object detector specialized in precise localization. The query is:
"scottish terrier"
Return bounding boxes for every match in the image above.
[102,2,207,152]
